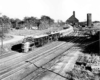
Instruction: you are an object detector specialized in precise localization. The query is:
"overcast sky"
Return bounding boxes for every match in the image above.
[0,0,99,22]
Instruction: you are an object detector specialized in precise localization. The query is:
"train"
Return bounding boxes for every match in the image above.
[11,25,74,53]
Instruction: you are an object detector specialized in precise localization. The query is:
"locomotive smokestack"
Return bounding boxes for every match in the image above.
[87,13,92,27]
[73,11,75,17]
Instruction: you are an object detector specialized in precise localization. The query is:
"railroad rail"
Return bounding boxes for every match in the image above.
[24,38,99,80]
[0,34,89,80]
[0,42,73,80]
[0,30,98,80]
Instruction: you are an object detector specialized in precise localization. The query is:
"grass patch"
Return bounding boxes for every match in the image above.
[8,27,63,36]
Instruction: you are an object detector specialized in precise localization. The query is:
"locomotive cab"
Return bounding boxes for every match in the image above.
[22,36,35,52]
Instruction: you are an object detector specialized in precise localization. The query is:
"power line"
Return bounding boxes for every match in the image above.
[25,61,68,79]
[83,39,100,47]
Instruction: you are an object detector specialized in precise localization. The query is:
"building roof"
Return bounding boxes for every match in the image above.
[66,11,79,23]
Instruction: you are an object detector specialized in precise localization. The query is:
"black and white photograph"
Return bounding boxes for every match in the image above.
[0,0,100,80]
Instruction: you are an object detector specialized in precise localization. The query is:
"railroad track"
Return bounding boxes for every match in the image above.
[0,41,59,59]
[1,41,85,79]
[0,41,64,73]
[0,32,91,80]
[0,42,74,80]
[0,32,83,68]
[25,39,99,80]
[22,47,81,80]
[0,31,82,59]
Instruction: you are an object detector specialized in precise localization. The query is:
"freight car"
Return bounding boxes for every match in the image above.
[12,25,74,53]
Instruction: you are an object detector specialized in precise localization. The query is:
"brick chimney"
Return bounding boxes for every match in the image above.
[73,11,75,17]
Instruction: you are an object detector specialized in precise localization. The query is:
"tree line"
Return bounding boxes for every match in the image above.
[0,15,63,38]
[0,15,55,29]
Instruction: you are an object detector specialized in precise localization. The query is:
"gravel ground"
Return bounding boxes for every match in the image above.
[29,46,82,80]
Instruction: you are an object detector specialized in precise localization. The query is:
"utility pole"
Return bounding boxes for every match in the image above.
[1,22,4,54]
[0,13,4,54]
